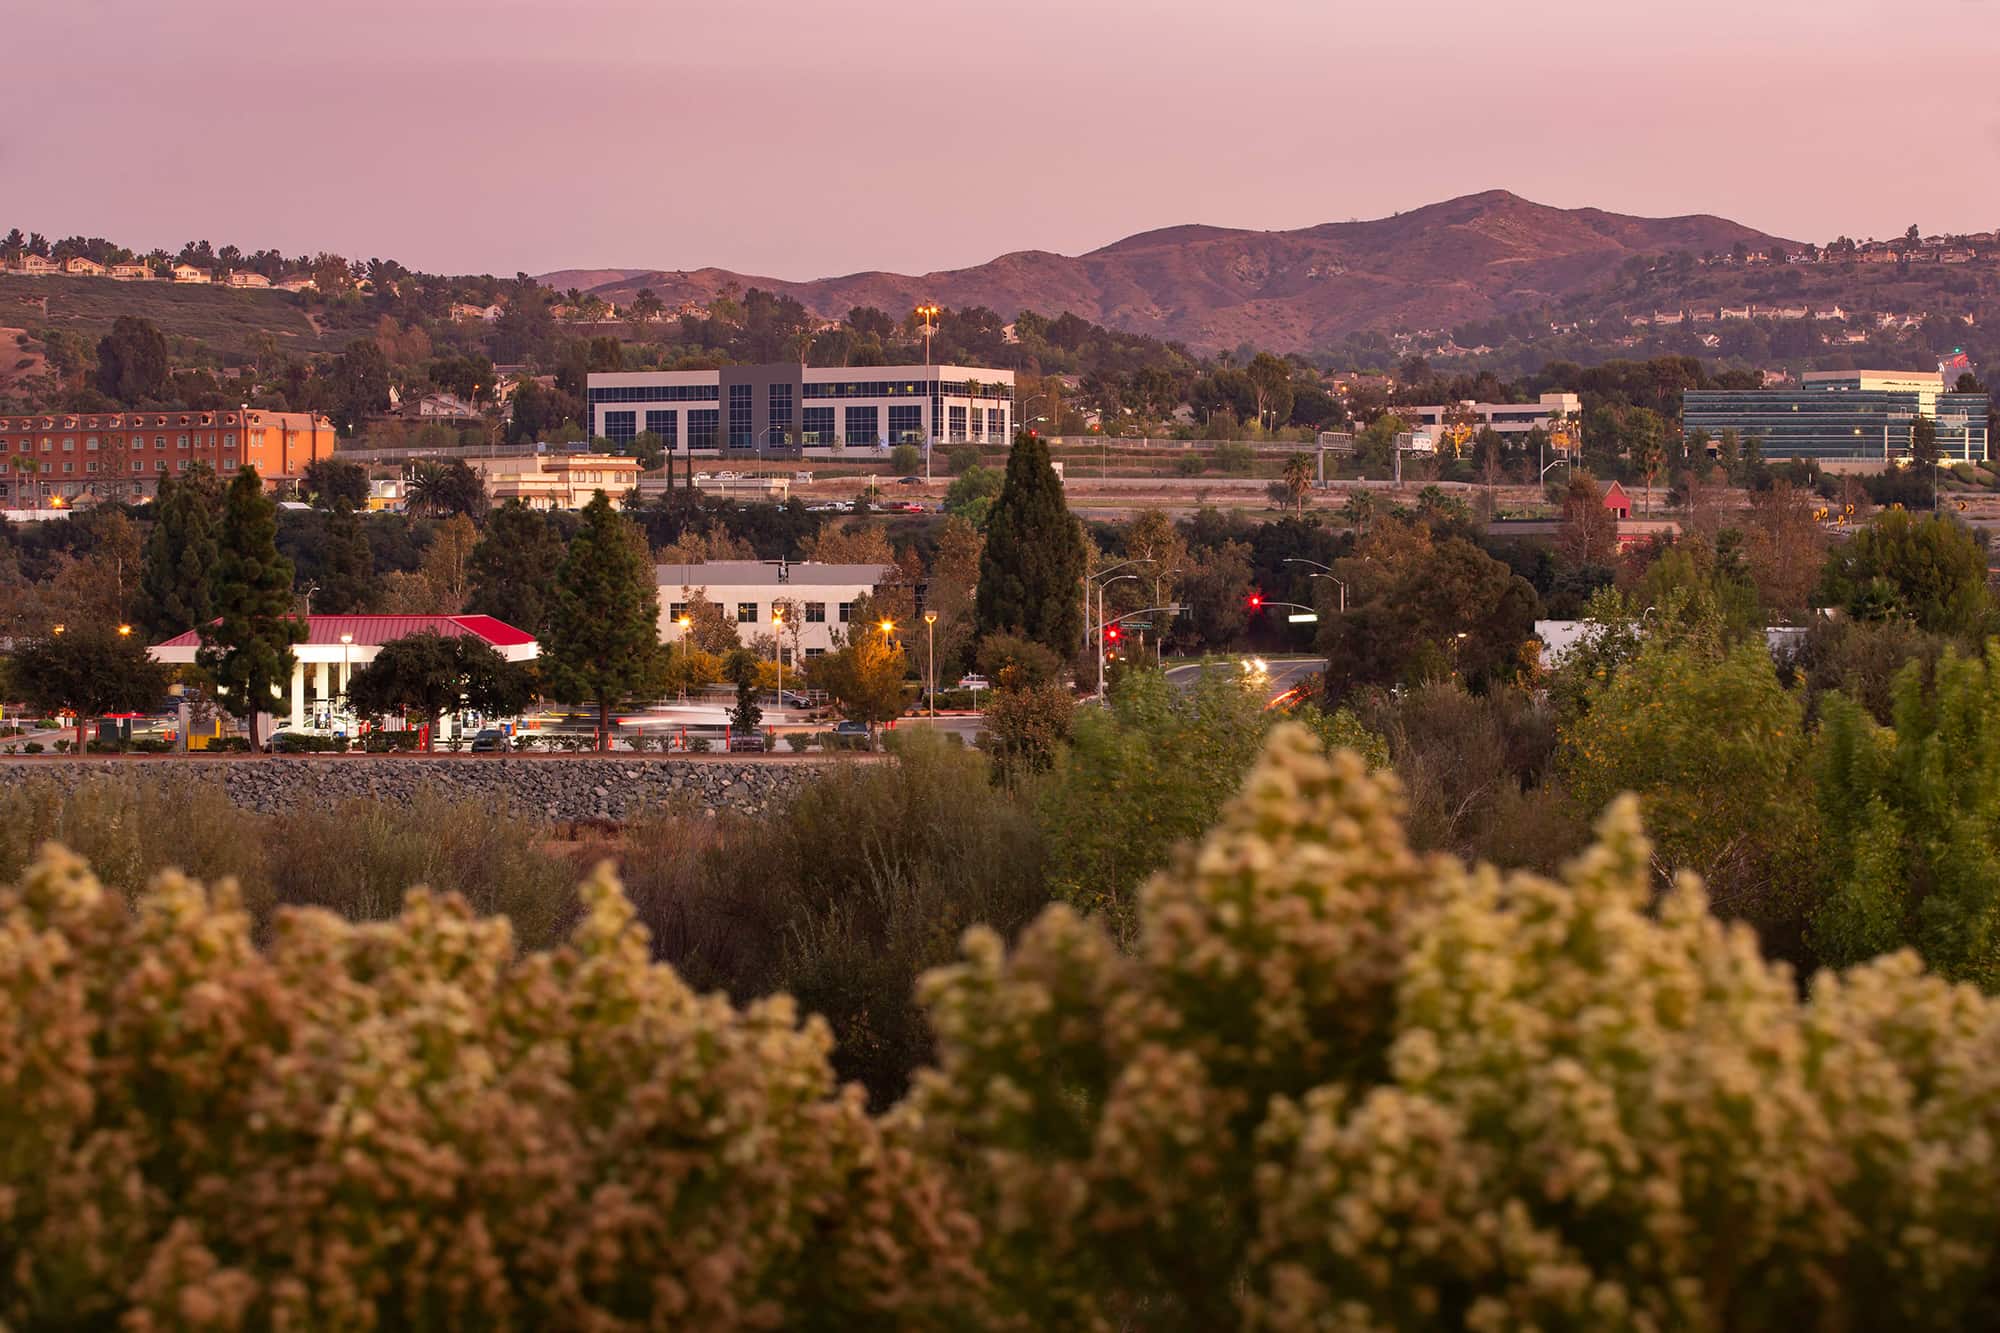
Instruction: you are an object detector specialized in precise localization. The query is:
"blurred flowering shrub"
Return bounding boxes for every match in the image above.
[9,723,2000,1329]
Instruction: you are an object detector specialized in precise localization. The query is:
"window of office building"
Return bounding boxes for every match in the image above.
[85,461,96,474]
[604,410,637,444]
[987,408,1003,439]
[689,409,719,450]
[84,436,97,450]
[62,461,72,474]
[889,405,923,444]
[154,460,165,471]
[131,459,143,473]
[224,433,234,446]
[669,602,688,623]
[768,383,793,444]
[62,437,74,452]
[736,602,758,624]
[802,406,834,443]
[805,601,826,623]
[844,406,878,447]
[948,406,968,440]
[178,434,189,449]
[838,601,853,623]
[40,438,51,452]
[644,410,678,446]
[728,384,753,448]
[155,436,166,450]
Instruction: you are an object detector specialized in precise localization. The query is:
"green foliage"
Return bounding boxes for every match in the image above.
[8,626,170,754]
[1813,646,2000,985]
[404,458,487,518]
[299,457,369,510]
[326,336,390,435]
[1820,509,1993,635]
[344,631,531,750]
[722,647,763,732]
[539,492,666,748]
[889,442,922,474]
[315,499,376,614]
[466,500,565,636]
[943,463,1003,520]
[977,680,1075,782]
[974,631,1065,687]
[1039,668,1279,935]
[136,464,222,638]
[197,468,305,744]
[1562,640,1816,954]
[93,315,168,403]
[806,626,907,728]
[975,432,1086,654]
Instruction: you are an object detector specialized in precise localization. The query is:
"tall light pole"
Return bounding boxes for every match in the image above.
[339,632,354,734]
[917,303,941,483]
[924,610,938,717]
[1096,573,1138,699]
[770,609,785,710]
[1283,556,1346,614]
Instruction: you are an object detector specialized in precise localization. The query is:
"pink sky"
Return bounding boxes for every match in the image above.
[6,0,1997,279]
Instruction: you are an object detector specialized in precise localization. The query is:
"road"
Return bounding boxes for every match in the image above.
[1164,656,1325,707]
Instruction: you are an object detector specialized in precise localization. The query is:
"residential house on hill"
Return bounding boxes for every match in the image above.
[225,271,271,288]
[62,257,105,276]
[170,264,211,284]
[109,263,152,281]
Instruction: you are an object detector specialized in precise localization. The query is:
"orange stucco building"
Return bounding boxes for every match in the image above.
[0,408,337,506]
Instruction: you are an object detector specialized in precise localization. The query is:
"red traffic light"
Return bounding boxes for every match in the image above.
[1105,625,1121,642]
[1247,593,1263,610]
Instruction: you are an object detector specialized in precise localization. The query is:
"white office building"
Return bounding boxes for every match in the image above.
[658,560,891,663]
[590,363,1015,459]
[1403,392,1582,442]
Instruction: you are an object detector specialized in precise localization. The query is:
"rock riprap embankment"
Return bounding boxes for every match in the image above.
[0,756,848,821]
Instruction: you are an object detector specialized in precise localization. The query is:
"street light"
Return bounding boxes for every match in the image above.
[923,610,938,717]
[117,623,132,637]
[1283,557,1346,614]
[771,609,785,710]
[51,623,65,636]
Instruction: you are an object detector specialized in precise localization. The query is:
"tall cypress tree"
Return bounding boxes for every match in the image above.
[138,464,222,637]
[199,468,306,750]
[318,499,378,614]
[466,500,563,635]
[541,491,666,750]
[975,431,1086,655]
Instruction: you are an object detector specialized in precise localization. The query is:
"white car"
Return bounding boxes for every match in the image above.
[693,472,713,482]
[957,674,991,690]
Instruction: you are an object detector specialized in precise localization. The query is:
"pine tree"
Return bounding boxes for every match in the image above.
[466,500,563,635]
[318,500,377,614]
[137,464,221,637]
[198,468,305,750]
[975,432,1085,655]
[540,491,665,750]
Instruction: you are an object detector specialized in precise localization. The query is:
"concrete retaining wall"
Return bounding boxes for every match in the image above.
[0,756,855,821]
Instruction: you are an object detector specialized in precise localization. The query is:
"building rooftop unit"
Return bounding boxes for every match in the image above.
[655,560,890,588]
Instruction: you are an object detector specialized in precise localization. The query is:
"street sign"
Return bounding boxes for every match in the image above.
[1125,621,1152,630]
[1287,613,1320,624]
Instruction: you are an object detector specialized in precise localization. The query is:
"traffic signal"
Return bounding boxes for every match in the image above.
[1105,624,1122,643]
[1247,593,1263,611]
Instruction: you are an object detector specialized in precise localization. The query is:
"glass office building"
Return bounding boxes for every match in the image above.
[1682,373,1990,466]
[586,363,1016,456]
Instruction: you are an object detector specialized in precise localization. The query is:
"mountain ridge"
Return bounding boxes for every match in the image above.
[537,191,1796,353]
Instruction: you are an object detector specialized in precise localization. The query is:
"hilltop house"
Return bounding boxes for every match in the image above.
[14,255,57,275]
[62,257,105,276]
[170,264,211,284]
[225,271,271,288]
[109,263,152,281]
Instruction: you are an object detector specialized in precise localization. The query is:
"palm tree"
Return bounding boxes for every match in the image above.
[1281,454,1313,514]
[405,460,449,516]
[1342,488,1377,533]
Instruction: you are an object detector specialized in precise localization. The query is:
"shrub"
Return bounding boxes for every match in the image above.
[22,742,42,754]
[271,731,340,754]
[130,737,173,754]
[1173,451,1205,477]
[52,740,70,754]
[686,736,712,753]
[206,736,252,753]
[0,854,973,1328]
[784,731,812,752]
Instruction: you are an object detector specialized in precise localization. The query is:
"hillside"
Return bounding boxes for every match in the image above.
[551,191,1796,353]
[0,275,374,362]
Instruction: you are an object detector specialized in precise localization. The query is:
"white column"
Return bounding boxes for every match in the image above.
[315,661,330,709]
[289,662,305,731]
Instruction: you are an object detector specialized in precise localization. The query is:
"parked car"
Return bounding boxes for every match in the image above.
[778,690,813,708]
[469,728,507,753]
[898,502,925,513]
[726,730,768,753]
[897,475,922,485]
[957,674,990,691]
[693,472,713,482]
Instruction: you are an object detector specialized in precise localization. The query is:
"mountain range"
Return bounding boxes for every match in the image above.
[538,191,1793,354]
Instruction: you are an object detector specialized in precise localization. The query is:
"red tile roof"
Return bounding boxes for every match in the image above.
[152,614,535,650]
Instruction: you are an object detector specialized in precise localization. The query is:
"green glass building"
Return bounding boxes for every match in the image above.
[1682,377,1990,466]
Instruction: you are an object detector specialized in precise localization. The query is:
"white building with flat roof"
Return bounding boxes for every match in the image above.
[657,560,890,663]
[1402,392,1582,443]
[591,362,1015,460]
